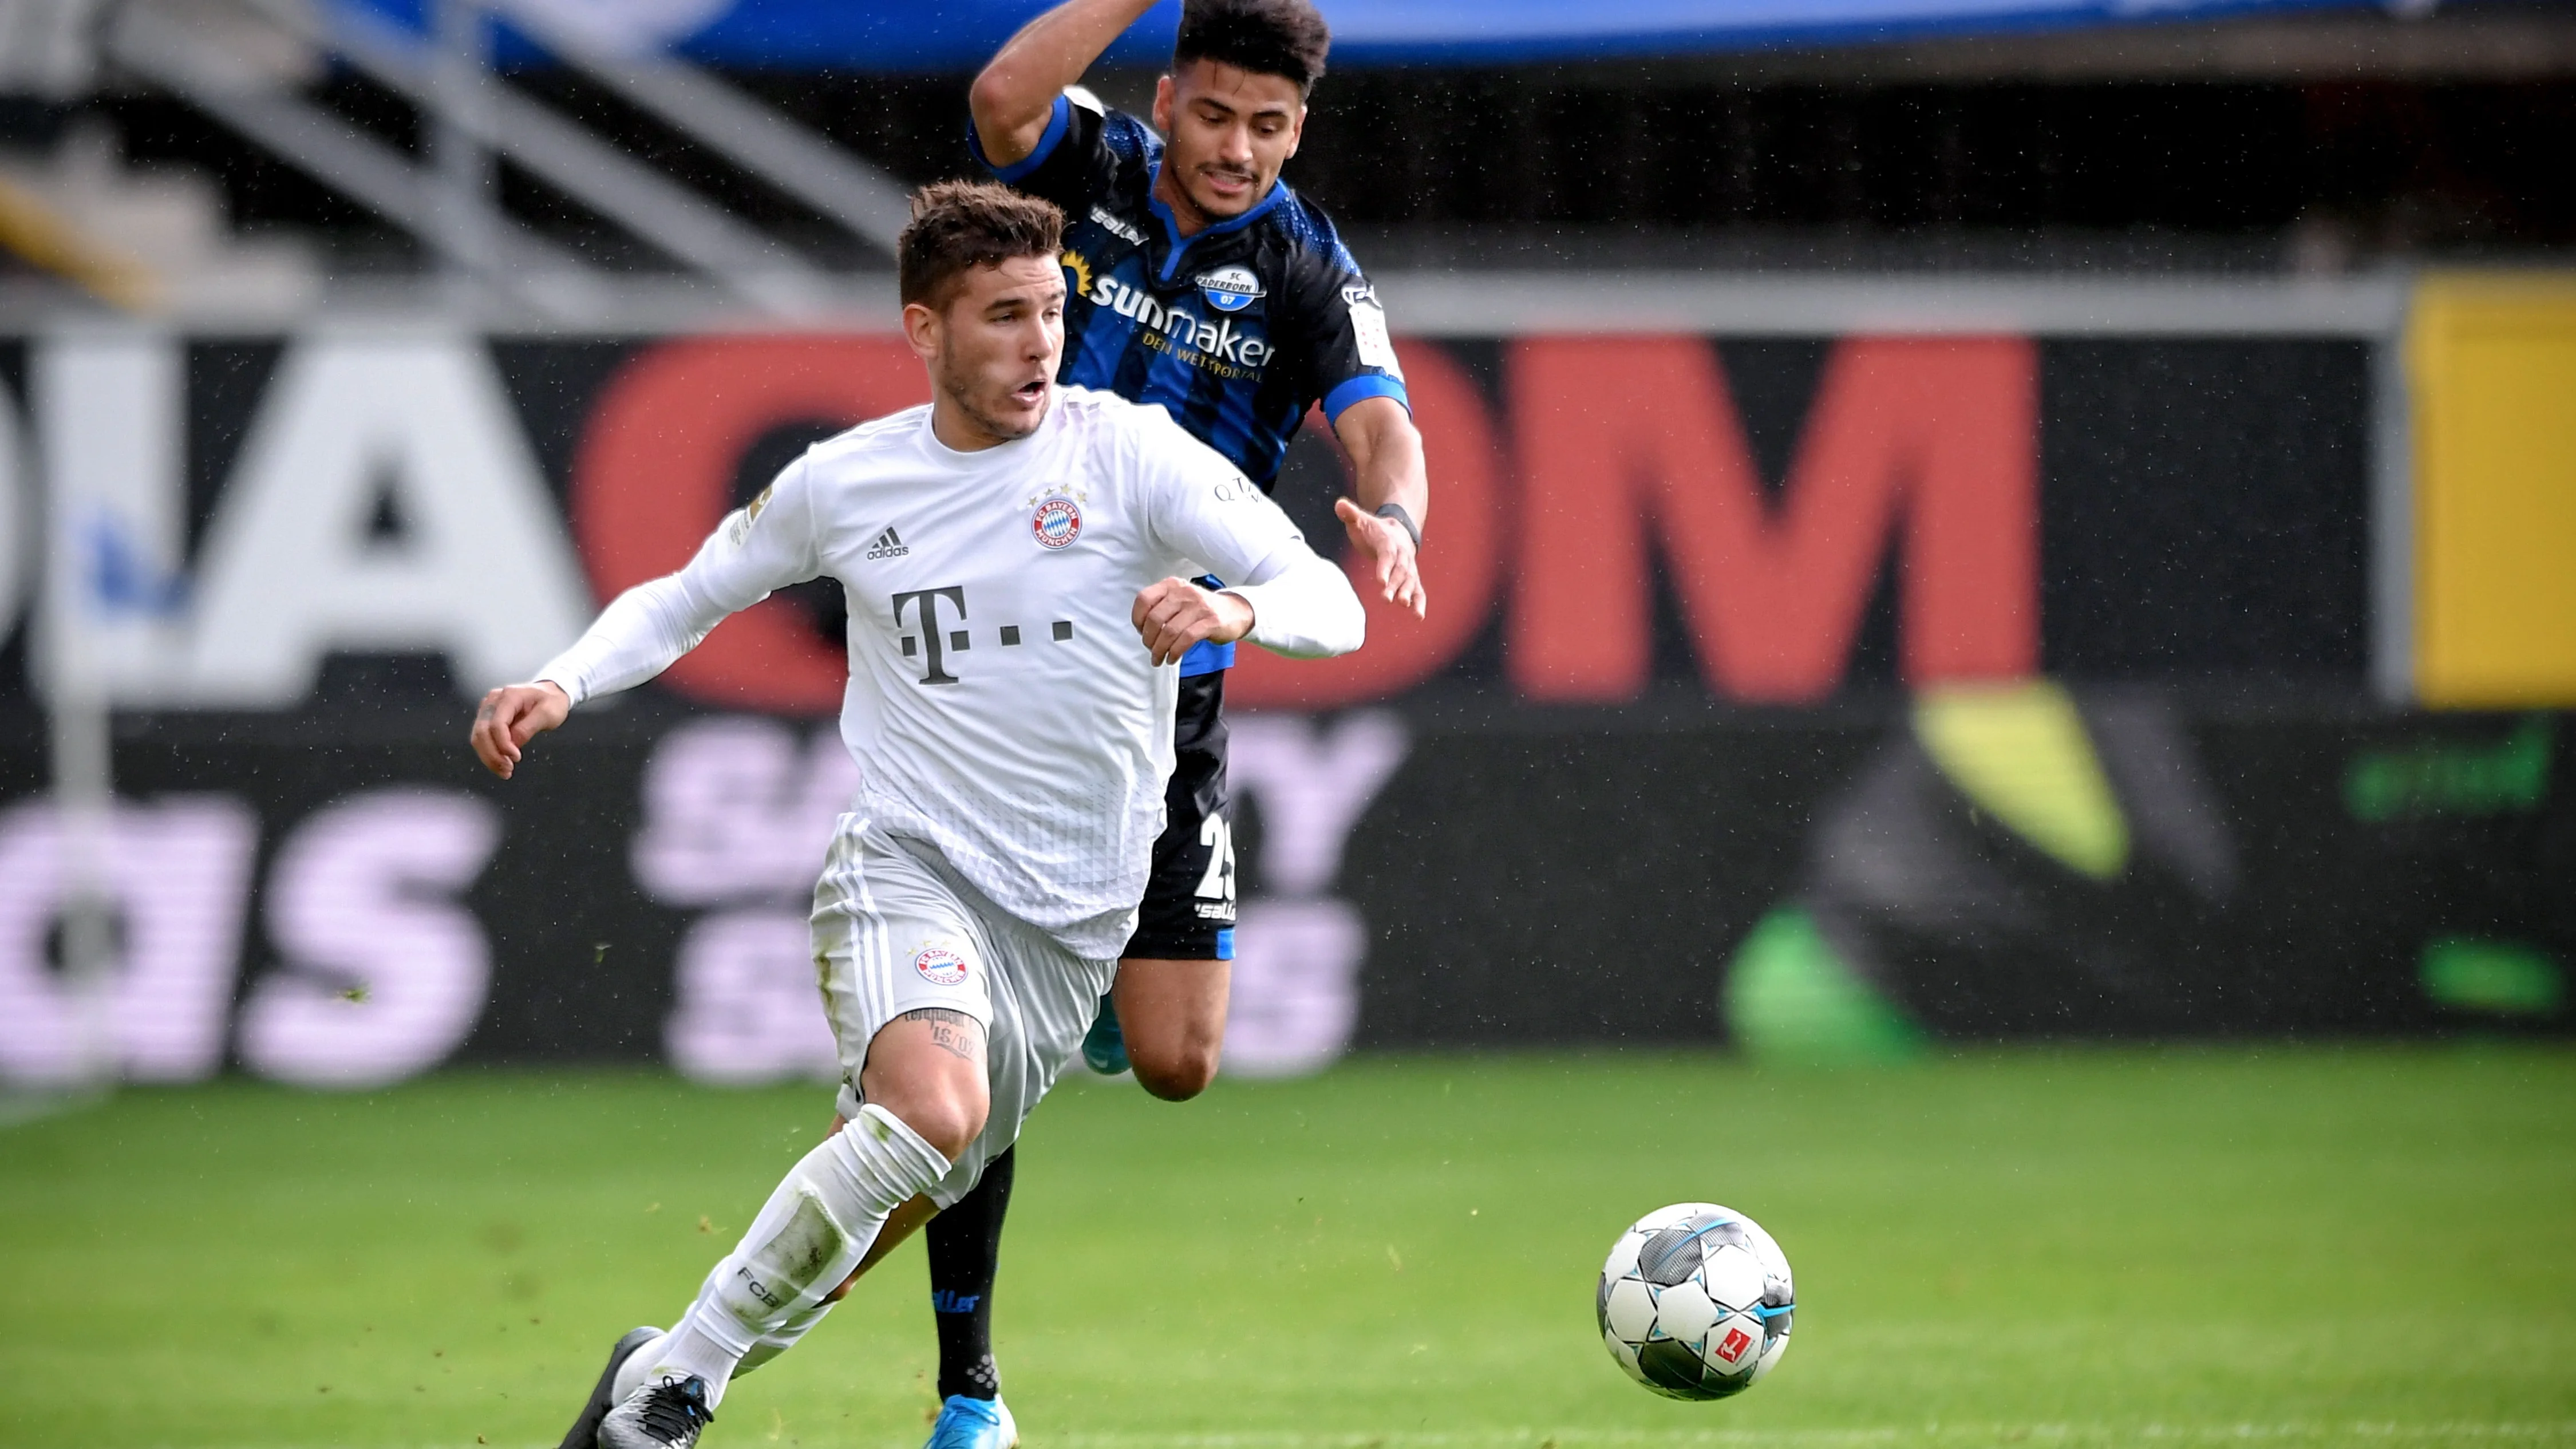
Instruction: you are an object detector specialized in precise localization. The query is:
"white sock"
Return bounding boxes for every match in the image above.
[619,1284,831,1396]
[735,1294,836,1379]
[639,1104,950,1408]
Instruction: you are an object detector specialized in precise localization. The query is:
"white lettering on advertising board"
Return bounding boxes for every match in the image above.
[32,332,591,708]
[640,712,1408,1084]
[236,789,503,1089]
[0,789,503,1091]
[0,796,259,1085]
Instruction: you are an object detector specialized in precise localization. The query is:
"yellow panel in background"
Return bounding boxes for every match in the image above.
[2411,275,2576,706]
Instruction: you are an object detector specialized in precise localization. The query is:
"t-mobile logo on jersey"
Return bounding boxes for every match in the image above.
[893,587,969,685]
[893,587,1076,686]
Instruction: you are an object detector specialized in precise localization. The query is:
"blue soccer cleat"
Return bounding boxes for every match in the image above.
[924,1393,1018,1449]
[1080,992,1128,1076]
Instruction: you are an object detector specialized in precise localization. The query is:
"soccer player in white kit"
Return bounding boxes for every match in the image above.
[469,181,1364,1449]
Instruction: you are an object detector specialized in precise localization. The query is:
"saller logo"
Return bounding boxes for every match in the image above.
[1088,206,1145,246]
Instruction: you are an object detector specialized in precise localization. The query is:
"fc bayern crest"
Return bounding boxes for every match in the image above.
[913,946,970,986]
[1031,493,1083,550]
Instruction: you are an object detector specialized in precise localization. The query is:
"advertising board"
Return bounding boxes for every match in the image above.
[2,322,2557,1088]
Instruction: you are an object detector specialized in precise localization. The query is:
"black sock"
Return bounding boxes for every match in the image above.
[926,1143,1013,1401]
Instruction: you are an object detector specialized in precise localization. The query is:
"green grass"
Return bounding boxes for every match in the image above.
[3,1047,2574,1449]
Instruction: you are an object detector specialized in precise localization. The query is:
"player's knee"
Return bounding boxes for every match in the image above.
[893,1095,986,1160]
[862,1081,985,1160]
[1131,1039,1220,1101]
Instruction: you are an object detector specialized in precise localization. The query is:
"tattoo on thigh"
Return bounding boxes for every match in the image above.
[900,1008,983,1063]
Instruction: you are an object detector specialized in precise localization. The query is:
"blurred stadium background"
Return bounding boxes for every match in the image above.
[0,1,2571,1445]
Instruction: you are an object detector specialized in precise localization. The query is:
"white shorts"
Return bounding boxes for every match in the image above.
[813,818,1117,1209]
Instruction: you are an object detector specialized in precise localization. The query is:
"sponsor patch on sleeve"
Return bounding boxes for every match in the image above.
[727,483,775,545]
[1346,290,1401,376]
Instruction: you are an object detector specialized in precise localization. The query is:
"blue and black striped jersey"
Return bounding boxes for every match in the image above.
[971,91,1410,495]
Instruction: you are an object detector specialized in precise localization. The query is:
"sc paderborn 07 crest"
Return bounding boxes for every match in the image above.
[1030,493,1083,550]
[1195,263,1264,313]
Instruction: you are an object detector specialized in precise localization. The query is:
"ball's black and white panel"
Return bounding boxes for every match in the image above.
[1699,1240,1767,1313]
[1652,1276,1724,1346]
[1598,1224,1647,1288]
[1634,1337,1717,1399]
[1600,1270,1656,1346]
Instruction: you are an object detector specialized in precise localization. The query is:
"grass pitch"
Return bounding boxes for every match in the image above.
[3,1047,2573,1449]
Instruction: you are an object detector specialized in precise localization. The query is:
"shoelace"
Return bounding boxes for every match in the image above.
[635,1380,716,1444]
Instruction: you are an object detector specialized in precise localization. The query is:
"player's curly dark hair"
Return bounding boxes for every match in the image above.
[898,180,1065,310]
[1175,0,1330,93]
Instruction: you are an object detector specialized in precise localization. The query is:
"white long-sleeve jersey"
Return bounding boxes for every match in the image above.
[535,386,1364,957]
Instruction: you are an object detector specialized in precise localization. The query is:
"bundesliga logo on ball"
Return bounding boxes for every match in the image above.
[1597,1203,1795,1401]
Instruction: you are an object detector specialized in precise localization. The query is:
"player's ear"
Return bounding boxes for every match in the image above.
[1152,73,1175,134]
[902,299,943,363]
[1285,102,1306,160]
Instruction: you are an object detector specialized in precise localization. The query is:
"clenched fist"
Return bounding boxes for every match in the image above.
[1131,577,1255,666]
[470,681,572,779]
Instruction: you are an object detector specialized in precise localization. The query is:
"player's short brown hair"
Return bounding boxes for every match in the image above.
[898,180,1065,311]
[1175,0,1330,93]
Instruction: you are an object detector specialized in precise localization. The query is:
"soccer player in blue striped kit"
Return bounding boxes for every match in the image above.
[920,3,1432,1444]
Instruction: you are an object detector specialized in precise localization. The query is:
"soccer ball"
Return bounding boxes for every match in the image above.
[1597,1203,1794,1400]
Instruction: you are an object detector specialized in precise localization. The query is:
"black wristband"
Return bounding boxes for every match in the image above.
[1373,502,1422,550]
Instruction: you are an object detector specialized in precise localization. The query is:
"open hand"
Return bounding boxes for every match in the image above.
[1336,498,1427,619]
[1132,577,1255,666]
[470,681,571,779]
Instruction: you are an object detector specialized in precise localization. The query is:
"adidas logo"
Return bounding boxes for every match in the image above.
[864,526,910,560]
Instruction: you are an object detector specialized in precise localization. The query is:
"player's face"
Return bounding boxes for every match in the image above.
[909,255,1066,448]
[1152,60,1305,226]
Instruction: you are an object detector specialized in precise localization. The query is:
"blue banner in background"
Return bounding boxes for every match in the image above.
[337,0,2365,70]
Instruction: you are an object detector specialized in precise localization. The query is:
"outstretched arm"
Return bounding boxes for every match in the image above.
[467,465,823,780]
[1331,395,1430,619]
[465,571,730,780]
[969,0,1160,168]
